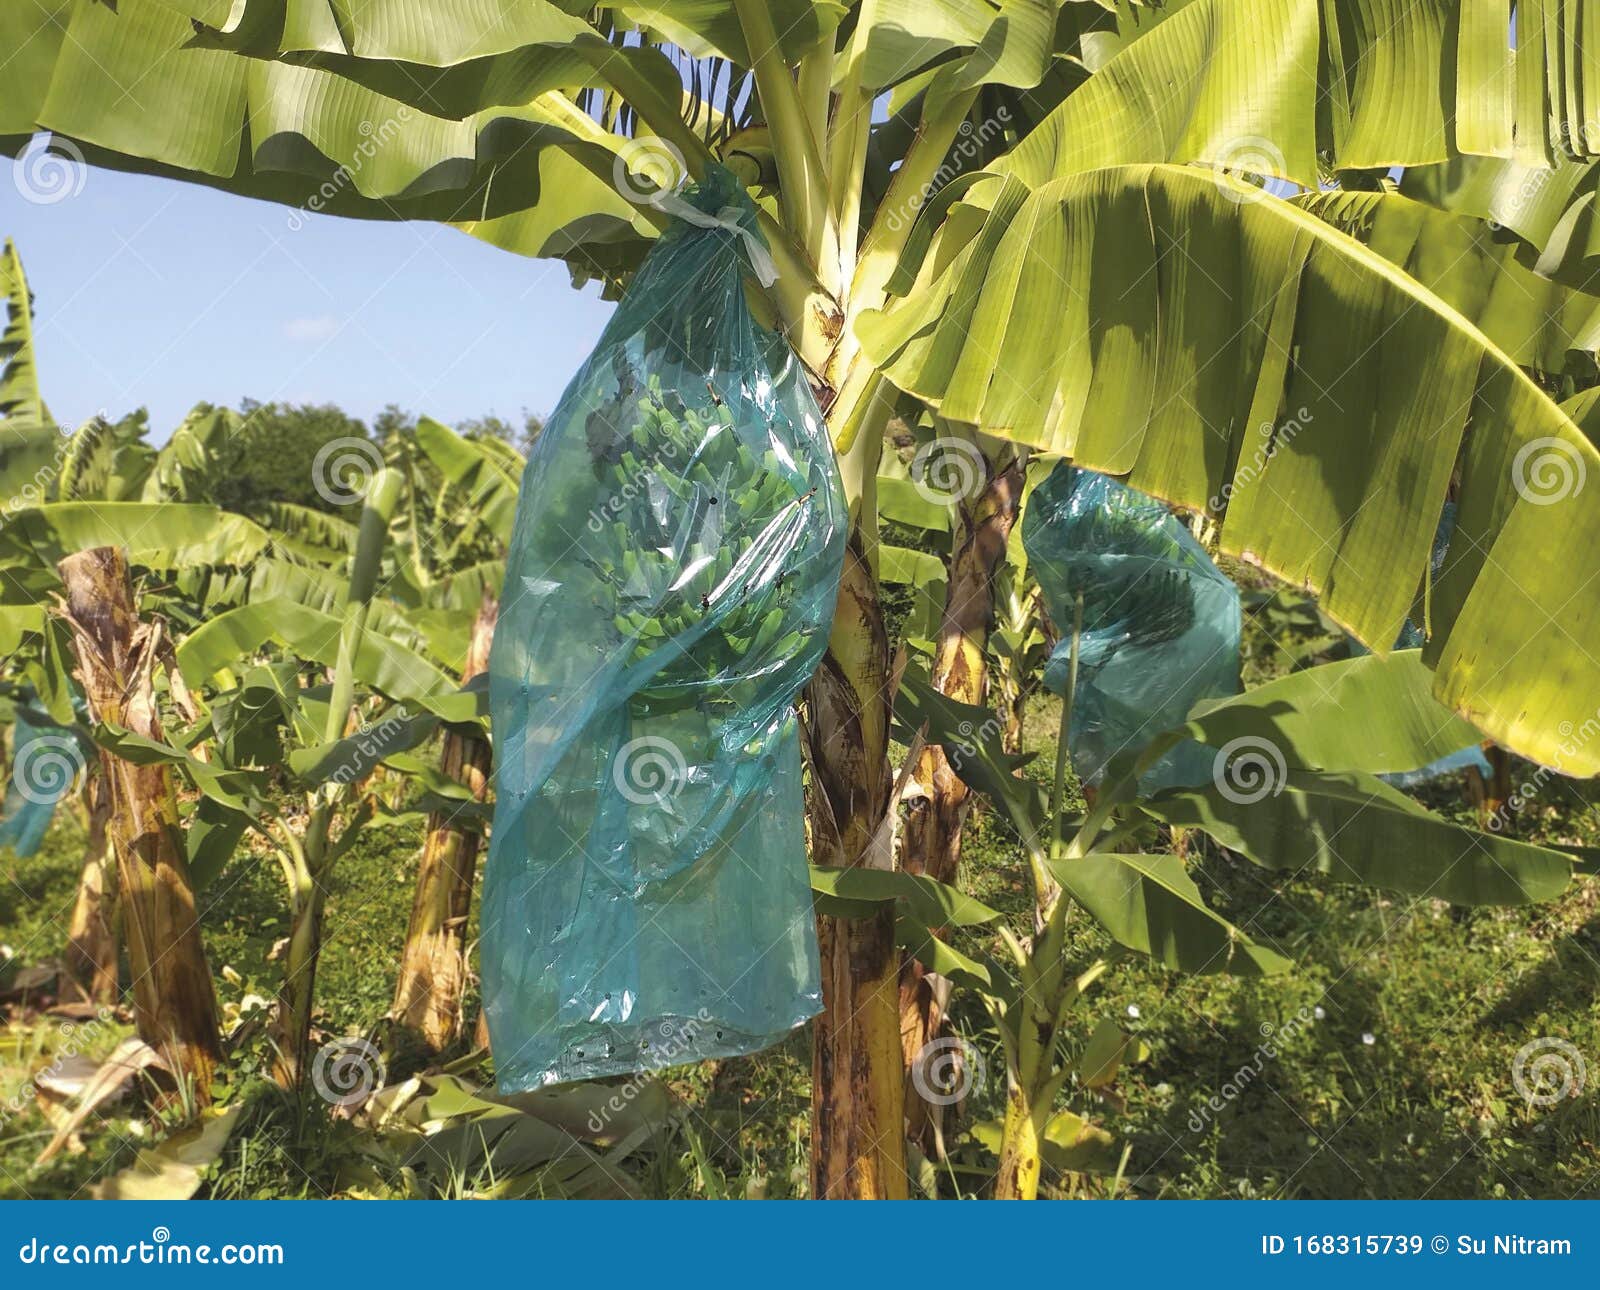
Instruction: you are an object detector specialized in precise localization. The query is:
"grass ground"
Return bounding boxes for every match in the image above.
[3,579,1599,1198]
[4,720,1596,1200]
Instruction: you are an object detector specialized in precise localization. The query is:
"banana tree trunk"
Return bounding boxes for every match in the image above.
[994,1084,1045,1200]
[273,870,323,1088]
[899,451,1022,1153]
[65,771,118,1004]
[807,531,906,1198]
[801,374,912,1197]
[391,593,497,1051]
[56,547,222,1101]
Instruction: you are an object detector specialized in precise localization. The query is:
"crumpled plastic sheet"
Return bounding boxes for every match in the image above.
[0,702,82,858]
[480,166,847,1091]
[1022,464,1241,794]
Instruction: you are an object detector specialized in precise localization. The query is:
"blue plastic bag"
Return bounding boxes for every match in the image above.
[480,167,846,1091]
[1023,465,1241,793]
[0,701,83,857]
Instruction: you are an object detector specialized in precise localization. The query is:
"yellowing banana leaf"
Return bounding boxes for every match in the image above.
[860,164,1600,774]
[92,1105,243,1200]
[1001,0,1600,191]
[1400,154,1600,265]
[1299,188,1600,376]
[2,0,656,260]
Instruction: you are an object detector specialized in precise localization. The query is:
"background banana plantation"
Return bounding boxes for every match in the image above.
[2,0,1600,1200]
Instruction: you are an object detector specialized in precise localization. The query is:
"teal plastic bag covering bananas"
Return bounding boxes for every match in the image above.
[0,696,88,859]
[481,166,847,1091]
[1024,464,1242,794]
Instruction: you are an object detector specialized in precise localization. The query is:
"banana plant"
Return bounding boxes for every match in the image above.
[10,0,1600,1195]
[889,645,1579,1198]
[0,243,274,1097]
[383,417,522,1052]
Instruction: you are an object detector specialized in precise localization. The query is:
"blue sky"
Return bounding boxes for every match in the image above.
[5,163,616,438]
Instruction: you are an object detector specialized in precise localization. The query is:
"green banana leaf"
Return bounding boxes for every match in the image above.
[1299,188,1600,376]
[1046,852,1292,977]
[859,164,1600,774]
[1143,770,1574,906]
[0,502,271,572]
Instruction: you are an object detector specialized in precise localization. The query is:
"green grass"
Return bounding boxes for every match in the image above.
[3,608,1599,1198]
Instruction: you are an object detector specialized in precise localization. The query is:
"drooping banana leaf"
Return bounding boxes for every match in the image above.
[1001,0,1600,189]
[858,164,1600,774]
[1144,770,1574,906]
[1298,188,1600,376]
[1,0,658,264]
[0,502,272,574]
[1400,154,1600,266]
[1046,851,1292,977]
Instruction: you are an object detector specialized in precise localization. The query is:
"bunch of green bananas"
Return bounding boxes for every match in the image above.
[585,375,812,707]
